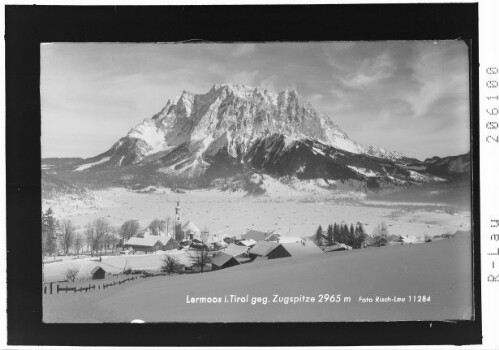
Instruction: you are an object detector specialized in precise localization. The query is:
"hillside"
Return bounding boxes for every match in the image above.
[44,231,472,323]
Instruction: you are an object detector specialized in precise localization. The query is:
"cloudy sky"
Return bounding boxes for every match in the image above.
[41,41,470,160]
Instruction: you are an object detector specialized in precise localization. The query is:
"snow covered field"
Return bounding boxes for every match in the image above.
[43,231,473,323]
[44,186,471,241]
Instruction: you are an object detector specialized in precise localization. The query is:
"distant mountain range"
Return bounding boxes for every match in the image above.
[42,83,470,195]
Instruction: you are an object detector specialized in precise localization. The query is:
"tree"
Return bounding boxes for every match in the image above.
[200,227,210,241]
[352,224,368,249]
[333,223,341,243]
[347,224,355,246]
[85,223,97,256]
[94,218,111,255]
[190,235,210,273]
[371,222,389,247]
[119,220,140,243]
[149,219,166,236]
[161,255,180,274]
[64,266,79,282]
[315,225,324,246]
[42,208,59,258]
[190,248,210,273]
[103,230,119,254]
[326,224,334,245]
[165,216,172,237]
[85,218,112,256]
[73,234,84,257]
[59,219,75,255]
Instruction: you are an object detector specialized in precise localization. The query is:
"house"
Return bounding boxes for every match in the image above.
[190,239,208,250]
[90,266,106,279]
[267,241,323,259]
[162,237,180,250]
[264,232,282,242]
[236,239,257,248]
[123,236,166,253]
[241,229,277,242]
[248,241,279,260]
[223,243,250,258]
[181,221,202,241]
[211,252,240,271]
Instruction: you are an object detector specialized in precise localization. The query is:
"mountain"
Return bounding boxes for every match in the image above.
[75,84,403,171]
[45,83,470,193]
[423,152,470,177]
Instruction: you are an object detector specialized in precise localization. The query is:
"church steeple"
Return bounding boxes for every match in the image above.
[174,199,182,241]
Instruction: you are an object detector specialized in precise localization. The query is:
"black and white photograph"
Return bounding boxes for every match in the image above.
[40,41,473,323]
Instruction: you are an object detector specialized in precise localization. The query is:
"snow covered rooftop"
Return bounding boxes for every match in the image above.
[242,229,276,242]
[275,241,323,257]
[248,241,279,257]
[223,244,249,257]
[211,252,239,267]
[125,236,170,247]
[237,239,257,247]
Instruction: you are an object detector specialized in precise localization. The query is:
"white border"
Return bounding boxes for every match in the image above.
[1,1,498,349]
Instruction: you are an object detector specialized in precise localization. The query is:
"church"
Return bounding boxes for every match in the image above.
[173,200,202,242]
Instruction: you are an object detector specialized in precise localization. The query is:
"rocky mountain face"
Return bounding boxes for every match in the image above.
[45,83,470,193]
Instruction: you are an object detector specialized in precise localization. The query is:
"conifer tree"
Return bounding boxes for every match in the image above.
[326,224,334,245]
[315,225,324,246]
[348,224,355,246]
[333,222,341,243]
[356,224,368,248]
[42,208,58,258]
[340,224,349,244]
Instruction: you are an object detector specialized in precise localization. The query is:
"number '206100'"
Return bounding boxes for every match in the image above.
[486,67,499,143]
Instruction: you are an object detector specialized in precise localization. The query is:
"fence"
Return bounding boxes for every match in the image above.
[43,272,170,295]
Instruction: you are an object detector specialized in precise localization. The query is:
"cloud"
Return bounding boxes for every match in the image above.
[231,43,257,58]
[41,41,470,159]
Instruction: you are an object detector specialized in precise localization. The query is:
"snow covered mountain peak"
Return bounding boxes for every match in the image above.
[86,84,405,173]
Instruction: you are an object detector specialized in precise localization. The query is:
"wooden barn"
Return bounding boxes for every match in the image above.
[248,241,279,260]
[91,266,106,279]
[267,241,323,260]
[211,252,240,271]
[223,243,250,258]
[163,237,180,251]
[123,236,165,253]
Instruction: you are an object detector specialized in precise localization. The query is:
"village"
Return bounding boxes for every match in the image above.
[42,197,461,287]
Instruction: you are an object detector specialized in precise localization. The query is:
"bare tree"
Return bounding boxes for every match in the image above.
[161,255,180,274]
[85,218,111,256]
[105,229,120,254]
[94,218,111,256]
[200,227,210,241]
[371,222,389,247]
[165,216,172,237]
[73,234,84,257]
[85,223,96,256]
[149,219,166,236]
[190,235,210,273]
[64,266,79,282]
[59,219,75,255]
[119,220,140,243]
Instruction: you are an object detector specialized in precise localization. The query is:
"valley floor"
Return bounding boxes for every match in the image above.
[44,187,471,240]
[43,231,473,323]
